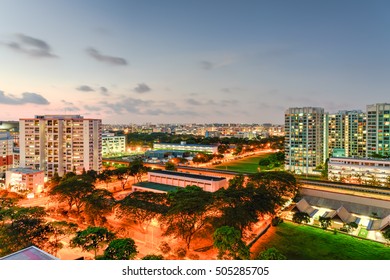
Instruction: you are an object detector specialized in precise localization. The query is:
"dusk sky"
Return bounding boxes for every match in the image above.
[1,0,389,124]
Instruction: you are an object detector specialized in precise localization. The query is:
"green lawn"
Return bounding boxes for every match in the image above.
[358,228,369,239]
[257,222,390,260]
[214,154,277,173]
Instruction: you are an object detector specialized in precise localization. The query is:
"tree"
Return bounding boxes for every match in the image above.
[116,191,168,233]
[70,226,115,258]
[213,226,249,260]
[49,176,95,214]
[100,238,138,260]
[257,247,286,260]
[159,186,214,249]
[46,221,78,256]
[217,144,229,154]
[84,189,115,226]
[129,157,148,183]
[319,217,332,229]
[292,212,310,224]
[343,222,358,233]
[383,228,390,242]
[247,171,299,208]
[165,161,177,171]
[98,169,114,189]
[0,206,52,256]
[142,254,164,260]
[112,166,133,190]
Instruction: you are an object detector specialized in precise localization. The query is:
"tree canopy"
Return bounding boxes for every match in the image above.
[213,226,249,260]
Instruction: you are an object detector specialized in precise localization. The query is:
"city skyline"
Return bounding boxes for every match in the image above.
[1,0,390,124]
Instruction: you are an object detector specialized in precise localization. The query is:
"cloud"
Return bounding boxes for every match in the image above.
[0,90,49,105]
[186,98,237,107]
[86,47,127,66]
[76,85,95,92]
[5,34,57,58]
[186,98,202,106]
[200,60,214,70]
[84,105,101,111]
[101,98,198,116]
[100,87,109,96]
[61,100,75,106]
[133,83,151,93]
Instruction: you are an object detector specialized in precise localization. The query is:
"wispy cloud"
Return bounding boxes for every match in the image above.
[76,85,95,92]
[60,100,79,111]
[133,83,151,93]
[84,105,101,111]
[200,60,214,70]
[0,90,49,105]
[100,86,109,96]
[5,34,57,58]
[86,47,127,66]
[101,98,198,116]
[186,98,237,107]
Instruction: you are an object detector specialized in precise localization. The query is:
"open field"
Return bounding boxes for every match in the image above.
[214,154,275,173]
[251,222,390,260]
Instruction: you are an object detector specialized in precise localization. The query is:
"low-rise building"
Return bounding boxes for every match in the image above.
[133,169,227,193]
[153,141,218,154]
[5,167,45,195]
[328,157,390,186]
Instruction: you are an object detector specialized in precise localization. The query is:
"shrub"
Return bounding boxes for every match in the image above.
[176,248,187,258]
[159,242,171,254]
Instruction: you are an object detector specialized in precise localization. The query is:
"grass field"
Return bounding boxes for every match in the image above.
[358,228,369,238]
[255,222,390,260]
[214,154,275,173]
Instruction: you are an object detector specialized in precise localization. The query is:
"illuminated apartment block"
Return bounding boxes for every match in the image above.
[324,110,366,158]
[285,107,324,174]
[102,133,126,157]
[366,103,390,157]
[0,132,14,176]
[19,115,102,178]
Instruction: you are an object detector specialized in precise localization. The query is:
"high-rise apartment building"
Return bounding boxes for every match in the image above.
[366,103,390,157]
[324,110,366,158]
[285,107,325,174]
[19,115,102,178]
[0,132,14,176]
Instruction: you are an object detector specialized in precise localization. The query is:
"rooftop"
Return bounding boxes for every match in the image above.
[133,181,179,192]
[149,169,226,181]
[8,168,44,174]
[154,142,217,148]
[0,246,58,260]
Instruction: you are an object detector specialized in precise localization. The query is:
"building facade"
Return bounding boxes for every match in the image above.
[285,107,325,174]
[366,103,390,157]
[142,169,227,192]
[5,167,45,194]
[19,115,102,178]
[102,133,126,157]
[0,132,14,176]
[324,110,366,158]
[153,142,218,154]
[328,157,390,186]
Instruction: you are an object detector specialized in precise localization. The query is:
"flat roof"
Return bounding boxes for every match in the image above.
[0,246,58,260]
[8,168,44,174]
[154,143,217,148]
[133,181,179,192]
[149,169,226,181]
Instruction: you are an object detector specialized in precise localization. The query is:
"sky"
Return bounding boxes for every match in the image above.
[0,0,389,124]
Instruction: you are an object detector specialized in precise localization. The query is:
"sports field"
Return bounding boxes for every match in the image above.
[214,153,275,173]
[252,222,390,260]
